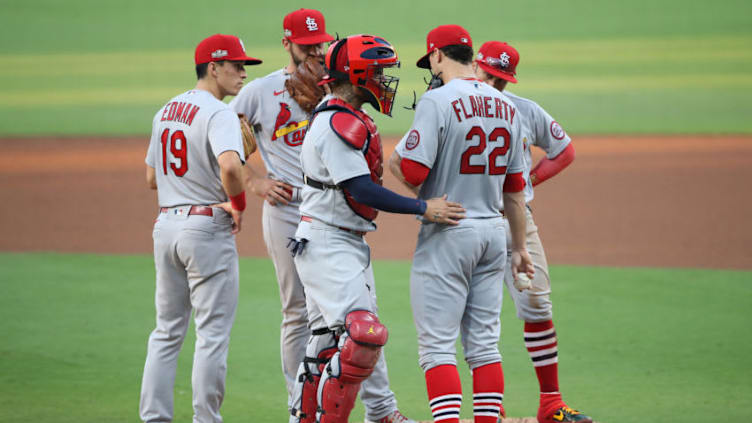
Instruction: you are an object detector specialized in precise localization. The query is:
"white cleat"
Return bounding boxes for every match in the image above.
[365,409,416,423]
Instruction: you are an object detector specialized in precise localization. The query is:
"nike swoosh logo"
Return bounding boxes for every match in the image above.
[273,89,286,96]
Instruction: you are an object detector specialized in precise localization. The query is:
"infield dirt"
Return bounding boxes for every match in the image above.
[1,135,750,269]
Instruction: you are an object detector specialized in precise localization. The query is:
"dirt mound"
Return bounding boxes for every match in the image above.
[1,135,751,269]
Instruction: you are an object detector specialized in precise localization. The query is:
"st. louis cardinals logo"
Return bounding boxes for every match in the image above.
[405,129,420,150]
[271,103,292,141]
[550,121,566,140]
[499,52,511,68]
[271,102,307,146]
[305,17,318,31]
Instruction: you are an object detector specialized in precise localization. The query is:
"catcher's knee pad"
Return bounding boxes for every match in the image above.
[289,328,338,423]
[317,310,388,423]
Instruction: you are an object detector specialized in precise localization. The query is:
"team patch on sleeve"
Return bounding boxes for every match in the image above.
[550,121,565,140]
[405,129,420,150]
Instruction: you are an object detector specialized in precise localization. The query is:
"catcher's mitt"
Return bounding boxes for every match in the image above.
[285,56,327,113]
[237,113,257,159]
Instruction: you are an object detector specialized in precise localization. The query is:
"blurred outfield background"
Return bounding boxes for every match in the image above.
[0,0,751,136]
[1,1,752,422]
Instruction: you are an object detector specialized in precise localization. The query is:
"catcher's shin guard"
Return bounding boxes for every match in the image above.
[289,328,338,423]
[317,310,388,423]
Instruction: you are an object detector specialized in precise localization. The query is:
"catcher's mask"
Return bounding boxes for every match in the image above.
[321,34,400,116]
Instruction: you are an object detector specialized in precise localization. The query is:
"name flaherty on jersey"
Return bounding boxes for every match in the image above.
[450,94,516,124]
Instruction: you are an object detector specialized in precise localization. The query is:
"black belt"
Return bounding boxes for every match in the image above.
[303,175,340,190]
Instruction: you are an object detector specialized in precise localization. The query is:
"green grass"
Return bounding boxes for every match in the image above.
[1,252,751,422]
[0,0,751,136]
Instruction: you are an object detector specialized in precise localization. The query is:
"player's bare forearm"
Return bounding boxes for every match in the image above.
[146,165,157,190]
[504,190,534,278]
[243,159,265,190]
[218,151,245,197]
[388,151,419,195]
[503,190,527,251]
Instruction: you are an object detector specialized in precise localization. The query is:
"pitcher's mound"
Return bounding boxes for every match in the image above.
[418,419,538,423]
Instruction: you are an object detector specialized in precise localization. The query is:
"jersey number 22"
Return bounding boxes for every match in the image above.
[460,126,510,175]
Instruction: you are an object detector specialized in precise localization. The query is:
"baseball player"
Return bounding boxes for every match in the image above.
[288,34,465,423]
[229,10,416,423]
[140,34,261,423]
[472,41,590,423]
[388,25,534,423]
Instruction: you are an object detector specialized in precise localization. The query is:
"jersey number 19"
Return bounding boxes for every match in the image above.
[160,129,188,177]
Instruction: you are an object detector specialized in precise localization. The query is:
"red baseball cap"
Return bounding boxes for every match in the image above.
[416,24,472,69]
[283,8,334,45]
[476,41,519,83]
[195,34,262,65]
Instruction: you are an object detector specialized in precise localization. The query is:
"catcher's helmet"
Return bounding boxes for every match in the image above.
[322,34,400,116]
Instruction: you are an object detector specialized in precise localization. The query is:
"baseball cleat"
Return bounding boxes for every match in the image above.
[364,409,416,423]
[538,405,592,423]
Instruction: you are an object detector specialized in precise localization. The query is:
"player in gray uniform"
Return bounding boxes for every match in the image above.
[140,34,261,423]
[473,41,591,423]
[289,35,465,423]
[389,26,534,423]
[230,10,416,423]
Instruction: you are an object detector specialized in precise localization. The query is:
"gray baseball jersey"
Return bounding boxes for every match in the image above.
[141,88,243,423]
[146,89,245,207]
[230,69,308,191]
[230,79,399,418]
[503,91,571,205]
[230,70,310,406]
[501,92,571,322]
[397,78,526,373]
[299,99,376,233]
[396,78,525,219]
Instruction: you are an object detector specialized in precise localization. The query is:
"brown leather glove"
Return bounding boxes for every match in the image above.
[237,113,256,159]
[284,56,327,114]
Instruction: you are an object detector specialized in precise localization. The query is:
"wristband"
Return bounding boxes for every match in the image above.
[230,191,246,211]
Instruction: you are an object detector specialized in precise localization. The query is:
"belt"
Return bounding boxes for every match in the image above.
[160,205,213,216]
[300,215,366,237]
[282,186,303,203]
[303,175,340,190]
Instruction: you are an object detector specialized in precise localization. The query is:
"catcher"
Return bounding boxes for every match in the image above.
[229,9,416,423]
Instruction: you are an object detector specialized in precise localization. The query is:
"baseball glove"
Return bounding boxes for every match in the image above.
[284,56,327,113]
[238,113,257,159]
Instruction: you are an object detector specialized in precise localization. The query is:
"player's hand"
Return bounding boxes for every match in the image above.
[423,194,466,225]
[253,178,293,206]
[511,249,535,281]
[212,202,243,234]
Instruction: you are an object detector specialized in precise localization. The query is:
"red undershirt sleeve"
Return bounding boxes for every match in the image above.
[530,143,575,186]
[503,172,525,193]
[400,157,431,187]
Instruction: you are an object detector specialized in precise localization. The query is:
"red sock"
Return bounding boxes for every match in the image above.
[524,320,560,394]
[471,362,504,422]
[425,364,462,423]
